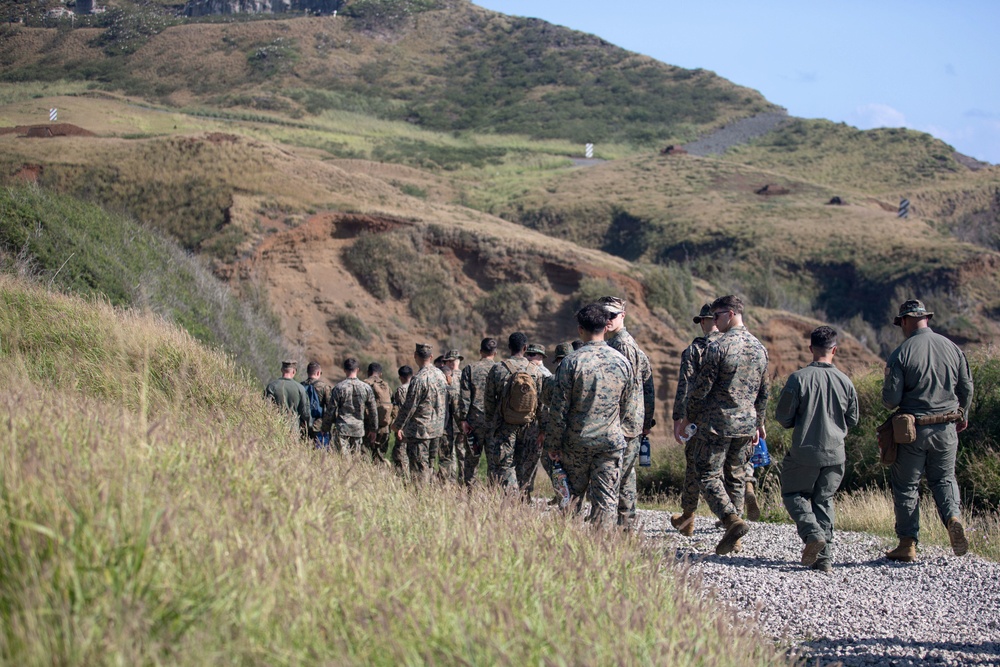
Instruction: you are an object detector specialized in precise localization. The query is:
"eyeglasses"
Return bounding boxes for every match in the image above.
[712,310,732,321]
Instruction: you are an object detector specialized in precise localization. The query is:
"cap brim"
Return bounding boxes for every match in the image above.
[693,316,704,323]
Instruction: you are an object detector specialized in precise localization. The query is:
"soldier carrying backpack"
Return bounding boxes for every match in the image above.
[301,361,333,448]
[364,362,394,465]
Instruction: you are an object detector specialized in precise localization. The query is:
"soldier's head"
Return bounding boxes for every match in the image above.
[571,339,585,351]
[442,349,464,371]
[480,337,498,358]
[710,295,745,333]
[398,365,413,383]
[343,357,360,377]
[367,362,382,378]
[526,344,547,366]
[692,303,717,335]
[306,361,321,379]
[553,342,573,365]
[599,296,627,334]
[508,332,528,356]
[281,359,297,378]
[893,299,933,336]
[414,343,434,367]
[576,303,611,341]
[809,326,838,361]
[434,355,445,369]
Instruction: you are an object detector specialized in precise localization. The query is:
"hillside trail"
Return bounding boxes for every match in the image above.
[637,511,1000,666]
[683,111,793,157]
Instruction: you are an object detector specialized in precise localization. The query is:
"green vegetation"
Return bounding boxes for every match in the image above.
[477,283,534,331]
[0,275,790,665]
[343,0,440,30]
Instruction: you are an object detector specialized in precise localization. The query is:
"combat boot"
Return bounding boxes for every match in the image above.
[947,517,969,557]
[801,538,827,566]
[732,537,743,553]
[744,481,761,521]
[885,537,917,562]
[670,511,695,537]
[716,513,749,555]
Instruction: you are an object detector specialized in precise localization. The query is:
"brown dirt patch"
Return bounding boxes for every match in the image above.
[5,123,97,138]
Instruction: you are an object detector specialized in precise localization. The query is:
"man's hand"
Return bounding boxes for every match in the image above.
[395,429,404,442]
[367,432,376,443]
[461,420,472,435]
[548,450,561,462]
[752,423,766,445]
[957,420,969,434]
[673,419,690,445]
[536,432,545,447]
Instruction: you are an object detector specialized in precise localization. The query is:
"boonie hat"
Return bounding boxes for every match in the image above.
[526,344,547,358]
[599,296,626,315]
[893,299,934,327]
[692,303,713,323]
[553,342,573,361]
[442,349,464,361]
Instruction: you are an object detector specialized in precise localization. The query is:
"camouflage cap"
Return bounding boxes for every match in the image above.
[442,349,464,361]
[893,299,934,326]
[526,344,547,358]
[415,343,433,356]
[280,359,297,370]
[692,303,714,323]
[553,342,573,360]
[598,295,626,314]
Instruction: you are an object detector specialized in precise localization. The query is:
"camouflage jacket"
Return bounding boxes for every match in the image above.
[444,370,462,437]
[459,357,497,429]
[364,375,394,435]
[882,327,973,417]
[606,327,655,437]
[264,377,311,429]
[392,382,410,419]
[391,365,448,440]
[483,355,545,429]
[672,331,721,421]
[686,325,769,438]
[323,377,378,437]
[544,341,636,451]
[302,377,334,434]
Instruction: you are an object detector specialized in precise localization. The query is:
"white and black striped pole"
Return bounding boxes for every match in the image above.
[585,143,594,159]
[49,108,57,122]
[898,197,910,219]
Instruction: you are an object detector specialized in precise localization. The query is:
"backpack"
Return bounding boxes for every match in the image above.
[303,382,323,420]
[369,378,393,429]
[500,360,538,425]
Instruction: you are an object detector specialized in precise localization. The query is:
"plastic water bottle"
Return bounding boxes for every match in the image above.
[639,435,652,467]
[552,462,570,509]
[679,423,697,442]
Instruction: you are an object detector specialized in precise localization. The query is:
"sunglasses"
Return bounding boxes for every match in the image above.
[712,310,732,321]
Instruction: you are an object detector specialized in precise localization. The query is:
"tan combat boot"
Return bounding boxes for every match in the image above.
[745,481,761,521]
[670,511,695,537]
[885,536,917,562]
[947,517,969,556]
[801,538,827,566]
[732,537,743,553]
[716,513,750,555]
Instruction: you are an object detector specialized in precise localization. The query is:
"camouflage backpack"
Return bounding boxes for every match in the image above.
[369,377,393,429]
[500,360,538,425]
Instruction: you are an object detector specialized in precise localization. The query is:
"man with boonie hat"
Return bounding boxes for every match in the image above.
[526,344,552,378]
[436,349,465,482]
[391,343,449,483]
[265,359,311,435]
[882,299,974,562]
[460,338,499,485]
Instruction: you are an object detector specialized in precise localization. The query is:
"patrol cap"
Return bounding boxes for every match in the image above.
[599,296,626,315]
[553,342,573,361]
[893,299,934,326]
[526,344,547,358]
[281,359,297,370]
[442,349,464,361]
[415,343,433,356]
[692,303,713,323]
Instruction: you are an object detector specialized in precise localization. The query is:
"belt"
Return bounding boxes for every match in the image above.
[914,410,964,426]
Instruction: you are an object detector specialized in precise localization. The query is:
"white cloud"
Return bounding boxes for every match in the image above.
[851,103,908,129]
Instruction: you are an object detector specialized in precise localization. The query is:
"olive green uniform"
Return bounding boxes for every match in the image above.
[264,377,311,434]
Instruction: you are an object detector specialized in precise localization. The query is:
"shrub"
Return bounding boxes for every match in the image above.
[476,283,534,331]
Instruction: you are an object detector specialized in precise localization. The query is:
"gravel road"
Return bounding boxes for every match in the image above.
[639,512,1000,666]
[683,111,794,157]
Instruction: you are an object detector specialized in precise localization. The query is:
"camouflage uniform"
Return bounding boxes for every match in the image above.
[538,343,573,495]
[391,364,448,484]
[434,370,463,481]
[686,325,769,520]
[459,357,497,484]
[302,377,334,443]
[606,326,655,528]
[323,377,378,454]
[364,375,394,464]
[545,340,635,528]
[483,356,544,489]
[264,377,311,434]
[673,330,722,513]
[390,382,410,471]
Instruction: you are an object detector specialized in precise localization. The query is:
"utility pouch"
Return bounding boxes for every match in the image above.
[876,417,897,466]
[891,413,917,445]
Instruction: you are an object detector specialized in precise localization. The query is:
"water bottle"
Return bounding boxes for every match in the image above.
[552,462,571,509]
[680,423,697,442]
[639,435,652,467]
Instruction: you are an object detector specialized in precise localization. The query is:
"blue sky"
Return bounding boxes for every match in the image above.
[474,1,1000,164]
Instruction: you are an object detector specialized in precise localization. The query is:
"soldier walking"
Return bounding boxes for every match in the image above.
[539,342,573,502]
[544,304,636,529]
[882,300,973,562]
[678,295,769,555]
[775,326,859,572]
[363,362,394,464]
[392,344,449,484]
[303,361,334,448]
[265,359,311,436]
[460,338,498,485]
[436,349,464,482]
[324,358,379,455]
[390,365,413,473]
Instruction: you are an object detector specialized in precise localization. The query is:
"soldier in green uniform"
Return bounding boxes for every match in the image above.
[392,344,449,484]
[670,304,721,536]
[775,326,859,572]
[599,296,655,531]
[303,361,334,446]
[544,304,636,529]
[460,338,498,485]
[363,362,394,465]
[323,358,379,455]
[539,342,573,503]
[882,300,974,562]
[484,333,545,490]
[679,295,769,555]
[265,360,311,435]
[390,365,413,473]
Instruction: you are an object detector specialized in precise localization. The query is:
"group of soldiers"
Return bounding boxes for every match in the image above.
[266,294,974,569]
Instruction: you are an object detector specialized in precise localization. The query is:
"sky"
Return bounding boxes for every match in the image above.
[474,1,1000,164]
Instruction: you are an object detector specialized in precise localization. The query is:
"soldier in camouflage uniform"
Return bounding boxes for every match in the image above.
[515,344,552,497]
[599,296,655,530]
[363,362,394,465]
[390,365,413,473]
[882,300,974,562]
[539,342,573,503]
[392,344,449,484]
[264,360,311,435]
[460,338,498,485]
[670,304,721,535]
[484,332,545,490]
[679,295,769,555]
[544,304,636,529]
[526,344,553,378]
[302,361,334,446]
[323,358,379,455]
[435,349,464,482]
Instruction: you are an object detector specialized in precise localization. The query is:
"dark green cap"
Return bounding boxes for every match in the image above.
[526,344,547,358]
[442,349,464,361]
[553,342,573,360]
[693,303,713,323]
[893,299,934,326]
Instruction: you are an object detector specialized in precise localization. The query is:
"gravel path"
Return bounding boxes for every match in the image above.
[639,511,1000,666]
[683,111,794,156]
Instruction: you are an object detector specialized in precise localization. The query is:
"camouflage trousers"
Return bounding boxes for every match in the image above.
[695,434,753,520]
[365,431,390,465]
[390,435,408,474]
[679,431,704,514]
[487,422,530,489]
[781,457,844,568]
[335,433,365,455]
[561,441,624,530]
[617,435,641,528]
[513,422,542,497]
[407,437,435,484]
[462,426,488,485]
[434,431,467,483]
[890,423,961,540]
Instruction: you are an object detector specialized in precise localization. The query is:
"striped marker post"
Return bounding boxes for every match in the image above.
[49,108,57,122]
[898,198,910,219]
[585,143,594,159]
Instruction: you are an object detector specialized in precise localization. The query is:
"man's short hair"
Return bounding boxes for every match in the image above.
[480,337,498,354]
[577,303,610,333]
[398,365,413,379]
[306,361,321,375]
[810,326,838,350]
[571,339,584,350]
[368,362,382,376]
[508,332,528,354]
[343,357,360,372]
[711,295,744,315]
